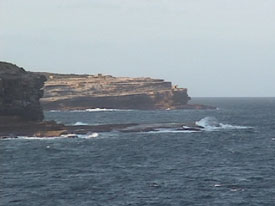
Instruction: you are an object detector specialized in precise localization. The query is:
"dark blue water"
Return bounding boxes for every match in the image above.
[1,98,275,205]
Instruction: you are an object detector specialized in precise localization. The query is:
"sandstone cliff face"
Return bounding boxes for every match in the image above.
[0,62,46,120]
[0,62,214,138]
[40,73,191,110]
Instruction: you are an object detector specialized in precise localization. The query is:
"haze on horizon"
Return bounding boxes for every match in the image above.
[0,0,274,97]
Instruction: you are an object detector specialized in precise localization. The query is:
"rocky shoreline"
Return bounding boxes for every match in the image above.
[0,117,204,139]
[0,61,214,139]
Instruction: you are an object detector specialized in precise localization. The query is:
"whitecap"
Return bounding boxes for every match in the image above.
[69,108,133,112]
[147,129,200,134]
[73,121,88,126]
[48,108,133,112]
[219,123,251,130]
[85,108,118,112]
[78,133,99,138]
[196,117,252,131]
[88,133,99,138]
[16,136,65,140]
[61,134,78,138]
[49,110,61,112]
[195,117,220,130]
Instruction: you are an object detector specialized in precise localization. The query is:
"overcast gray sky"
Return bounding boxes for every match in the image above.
[0,0,274,97]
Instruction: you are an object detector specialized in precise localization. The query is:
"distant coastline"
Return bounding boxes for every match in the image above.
[39,72,215,111]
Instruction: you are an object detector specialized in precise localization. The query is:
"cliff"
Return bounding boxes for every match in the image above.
[0,62,46,121]
[0,62,214,138]
[0,62,69,138]
[40,73,194,110]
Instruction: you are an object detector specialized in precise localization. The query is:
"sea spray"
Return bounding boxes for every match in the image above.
[196,117,252,131]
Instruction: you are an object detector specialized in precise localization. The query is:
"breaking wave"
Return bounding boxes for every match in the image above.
[1,133,100,140]
[73,121,88,126]
[147,129,199,134]
[12,136,65,140]
[78,133,99,138]
[49,108,133,112]
[196,117,252,131]
[85,108,119,112]
[49,110,61,112]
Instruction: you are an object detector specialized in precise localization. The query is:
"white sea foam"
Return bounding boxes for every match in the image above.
[147,129,200,134]
[73,121,88,126]
[61,134,78,138]
[78,133,99,138]
[85,108,118,112]
[196,117,251,131]
[1,133,101,140]
[49,110,61,112]
[88,133,99,138]
[49,108,133,112]
[17,136,65,140]
[72,108,132,112]
[219,123,250,130]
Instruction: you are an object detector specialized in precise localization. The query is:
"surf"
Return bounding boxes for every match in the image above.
[195,117,252,131]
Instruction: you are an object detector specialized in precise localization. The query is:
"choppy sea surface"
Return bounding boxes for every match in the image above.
[1,98,275,206]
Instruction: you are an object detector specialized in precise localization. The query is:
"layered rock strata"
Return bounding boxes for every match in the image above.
[0,61,214,138]
[40,73,203,110]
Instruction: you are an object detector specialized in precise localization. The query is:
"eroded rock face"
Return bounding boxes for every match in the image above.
[0,62,46,121]
[40,73,191,110]
[0,62,215,138]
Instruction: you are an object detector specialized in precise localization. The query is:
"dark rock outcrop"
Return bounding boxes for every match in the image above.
[0,116,204,138]
[0,62,46,120]
[0,116,67,138]
[0,62,69,138]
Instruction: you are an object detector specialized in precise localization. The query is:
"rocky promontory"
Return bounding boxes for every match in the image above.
[0,61,214,138]
[0,62,46,121]
[40,73,214,110]
[0,62,66,138]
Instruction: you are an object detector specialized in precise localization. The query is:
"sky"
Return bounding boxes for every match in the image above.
[0,0,274,97]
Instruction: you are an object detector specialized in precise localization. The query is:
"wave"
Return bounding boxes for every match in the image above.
[13,136,65,140]
[146,127,200,134]
[61,133,99,139]
[2,133,100,140]
[78,133,99,138]
[147,130,200,134]
[49,110,61,112]
[85,108,120,112]
[73,121,88,126]
[195,117,252,131]
[48,108,132,112]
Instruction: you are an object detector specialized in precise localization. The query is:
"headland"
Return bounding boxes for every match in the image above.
[0,61,214,138]
[39,72,214,111]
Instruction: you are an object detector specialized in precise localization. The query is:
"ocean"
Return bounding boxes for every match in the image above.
[1,98,275,206]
